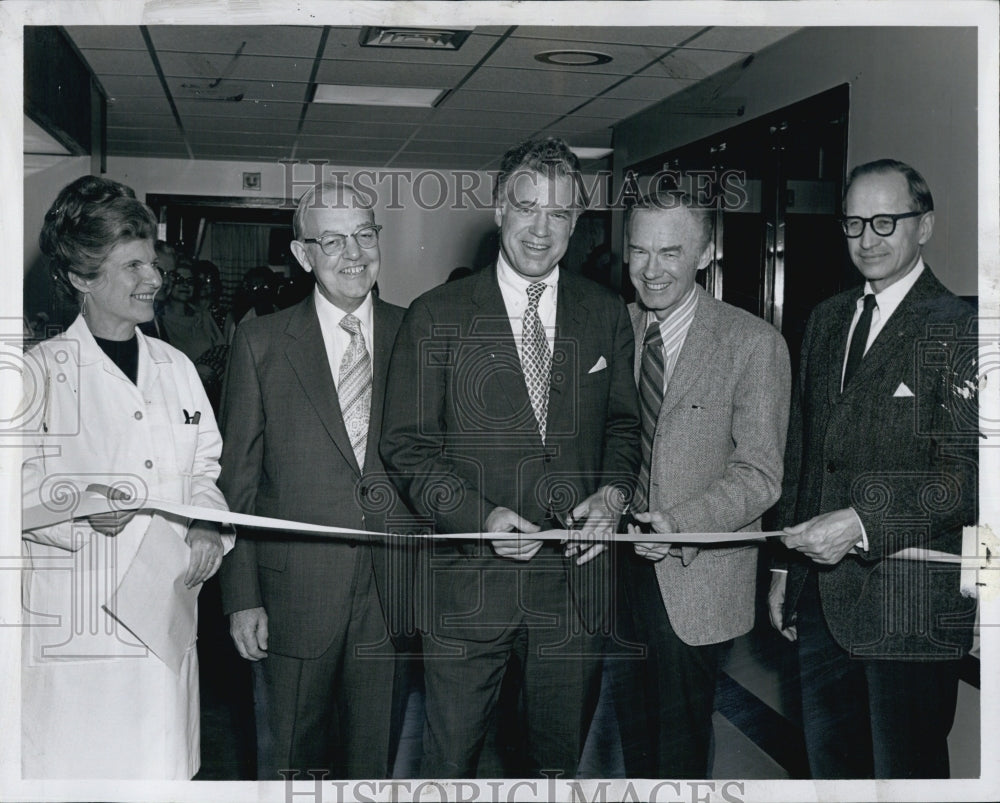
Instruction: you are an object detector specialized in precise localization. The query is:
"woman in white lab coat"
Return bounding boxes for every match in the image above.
[20,176,232,779]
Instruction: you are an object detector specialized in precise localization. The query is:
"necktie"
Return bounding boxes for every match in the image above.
[338,313,372,468]
[634,322,665,513]
[522,282,551,441]
[843,293,877,389]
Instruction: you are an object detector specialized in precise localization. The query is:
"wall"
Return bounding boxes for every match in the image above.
[105,156,499,308]
[612,27,978,295]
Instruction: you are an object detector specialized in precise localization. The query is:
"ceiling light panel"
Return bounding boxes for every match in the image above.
[487,37,653,75]
[323,27,500,66]
[359,26,473,50]
[312,84,446,107]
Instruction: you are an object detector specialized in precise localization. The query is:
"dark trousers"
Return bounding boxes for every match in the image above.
[420,559,603,778]
[253,552,407,780]
[612,551,728,778]
[796,571,961,779]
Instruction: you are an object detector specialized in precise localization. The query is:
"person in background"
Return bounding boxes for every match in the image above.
[139,239,177,342]
[194,259,227,331]
[769,159,978,778]
[20,174,232,779]
[218,179,412,779]
[224,266,279,344]
[613,187,791,777]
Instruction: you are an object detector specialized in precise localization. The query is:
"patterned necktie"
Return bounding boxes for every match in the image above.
[338,313,372,468]
[843,293,877,390]
[634,321,665,513]
[522,281,551,441]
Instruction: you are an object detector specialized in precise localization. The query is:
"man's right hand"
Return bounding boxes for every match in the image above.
[487,506,543,561]
[230,606,269,660]
[767,571,797,642]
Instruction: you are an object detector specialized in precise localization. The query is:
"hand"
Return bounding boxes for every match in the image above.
[230,607,268,661]
[781,508,863,566]
[184,520,224,587]
[88,508,138,536]
[767,571,797,642]
[564,486,622,565]
[630,521,672,562]
[630,510,698,565]
[487,506,543,561]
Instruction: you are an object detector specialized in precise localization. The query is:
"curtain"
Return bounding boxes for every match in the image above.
[203,223,273,307]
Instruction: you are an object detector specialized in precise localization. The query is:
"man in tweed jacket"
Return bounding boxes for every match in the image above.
[613,187,791,777]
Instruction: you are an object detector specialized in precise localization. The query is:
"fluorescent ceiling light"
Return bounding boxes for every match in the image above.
[570,147,613,160]
[312,84,446,108]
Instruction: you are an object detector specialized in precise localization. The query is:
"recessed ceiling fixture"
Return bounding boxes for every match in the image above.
[535,50,613,67]
[570,146,614,160]
[312,84,447,108]
[359,27,473,50]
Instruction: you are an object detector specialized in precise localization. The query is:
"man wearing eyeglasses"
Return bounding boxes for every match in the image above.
[769,160,978,778]
[218,180,411,778]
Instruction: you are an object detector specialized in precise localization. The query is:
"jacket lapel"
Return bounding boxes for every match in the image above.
[284,296,361,475]
[471,266,535,429]
[658,289,721,417]
[364,298,393,474]
[825,293,857,404]
[547,272,588,431]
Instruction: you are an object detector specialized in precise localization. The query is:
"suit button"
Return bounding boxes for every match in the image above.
[544,455,552,463]
[359,486,368,496]
[134,411,143,420]
[826,461,836,473]
[144,460,153,469]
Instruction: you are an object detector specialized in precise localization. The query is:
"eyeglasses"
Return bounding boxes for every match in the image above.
[839,211,924,238]
[172,276,195,286]
[302,224,382,256]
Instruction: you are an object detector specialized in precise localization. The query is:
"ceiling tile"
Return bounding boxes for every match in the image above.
[157,52,314,84]
[109,128,184,144]
[79,48,156,76]
[691,27,799,52]
[305,105,435,124]
[600,75,696,102]
[300,119,418,139]
[460,66,620,98]
[295,134,409,151]
[511,27,705,48]
[400,141,504,157]
[175,99,302,120]
[109,141,191,158]
[425,107,554,133]
[641,48,748,81]
[107,96,175,116]
[100,75,165,97]
[147,25,323,57]
[569,96,657,119]
[107,111,177,128]
[168,77,309,103]
[182,116,301,135]
[443,90,587,116]
[64,26,148,50]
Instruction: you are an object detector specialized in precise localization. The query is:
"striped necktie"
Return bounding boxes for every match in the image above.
[522,281,551,441]
[338,313,372,468]
[634,321,664,513]
[843,293,877,390]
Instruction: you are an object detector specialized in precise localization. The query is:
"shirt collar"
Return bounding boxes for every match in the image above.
[646,284,699,333]
[497,251,560,295]
[312,287,374,334]
[862,257,924,318]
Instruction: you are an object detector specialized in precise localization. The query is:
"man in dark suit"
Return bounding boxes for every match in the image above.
[218,180,410,779]
[769,159,978,778]
[381,137,640,778]
[615,188,791,777]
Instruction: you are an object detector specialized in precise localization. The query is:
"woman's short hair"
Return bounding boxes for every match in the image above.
[40,175,158,299]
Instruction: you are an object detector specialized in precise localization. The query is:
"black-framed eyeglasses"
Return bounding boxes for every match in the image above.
[302,224,382,256]
[839,211,924,238]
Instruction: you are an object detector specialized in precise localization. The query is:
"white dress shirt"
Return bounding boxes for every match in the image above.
[644,285,699,393]
[496,253,559,358]
[313,287,374,391]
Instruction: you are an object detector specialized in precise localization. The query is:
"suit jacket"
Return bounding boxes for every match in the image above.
[380,266,641,637]
[628,289,791,646]
[218,294,412,658]
[777,267,978,659]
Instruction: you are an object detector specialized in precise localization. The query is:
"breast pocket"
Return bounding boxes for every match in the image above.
[169,425,199,475]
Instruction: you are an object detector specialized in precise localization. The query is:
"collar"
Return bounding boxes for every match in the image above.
[862,257,924,318]
[645,284,699,333]
[497,251,560,295]
[312,287,374,334]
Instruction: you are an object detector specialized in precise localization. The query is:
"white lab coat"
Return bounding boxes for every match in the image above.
[20,316,232,779]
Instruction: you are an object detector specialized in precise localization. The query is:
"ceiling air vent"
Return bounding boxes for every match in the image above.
[359,27,473,50]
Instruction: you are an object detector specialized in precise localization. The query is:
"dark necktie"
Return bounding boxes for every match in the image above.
[843,293,877,389]
[633,322,665,513]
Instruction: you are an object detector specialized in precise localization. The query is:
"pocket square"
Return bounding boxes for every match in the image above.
[893,382,914,398]
[588,356,607,374]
